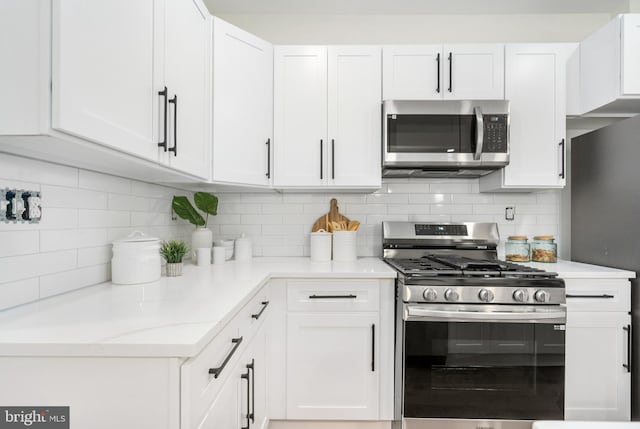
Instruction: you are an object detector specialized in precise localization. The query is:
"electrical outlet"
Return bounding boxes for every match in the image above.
[505,206,515,221]
[1,189,42,223]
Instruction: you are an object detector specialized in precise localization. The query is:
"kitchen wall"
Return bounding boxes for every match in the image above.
[212,180,561,260]
[216,13,617,44]
[0,154,192,310]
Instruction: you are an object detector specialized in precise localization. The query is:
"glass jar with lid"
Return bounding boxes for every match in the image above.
[531,235,558,263]
[505,236,530,262]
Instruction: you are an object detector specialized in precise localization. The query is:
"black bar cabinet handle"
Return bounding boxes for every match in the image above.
[559,139,565,178]
[448,52,453,93]
[371,324,376,372]
[265,138,271,179]
[251,301,269,320]
[168,95,178,156]
[247,359,255,423]
[331,139,335,179]
[308,294,357,299]
[241,369,250,429]
[320,139,323,180]
[209,336,243,378]
[158,86,168,151]
[436,53,441,93]
[623,325,632,373]
[566,294,615,299]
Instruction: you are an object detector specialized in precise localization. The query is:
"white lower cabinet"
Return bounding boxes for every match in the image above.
[564,278,632,421]
[286,312,380,420]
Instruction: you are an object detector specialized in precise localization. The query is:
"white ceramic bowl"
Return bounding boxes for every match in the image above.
[214,239,234,260]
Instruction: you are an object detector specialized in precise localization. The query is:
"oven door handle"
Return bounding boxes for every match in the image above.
[404,306,566,323]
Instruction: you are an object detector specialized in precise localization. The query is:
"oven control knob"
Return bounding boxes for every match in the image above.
[512,289,529,303]
[444,288,459,302]
[423,288,438,302]
[534,290,550,303]
[478,289,494,303]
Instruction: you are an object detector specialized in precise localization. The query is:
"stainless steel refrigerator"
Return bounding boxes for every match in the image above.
[571,114,640,419]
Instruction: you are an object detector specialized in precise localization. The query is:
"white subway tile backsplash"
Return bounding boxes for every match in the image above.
[0,250,77,285]
[429,183,473,193]
[79,170,131,194]
[262,204,303,214]
[0,231,39,257]
[409,194,451,204]
[0,278,39,310]
[241,214,282,225]
[42,185,108,209]
[431,204,473,215]
[77,246,112,268]
[39,264,110,299]
[1,157,193,308]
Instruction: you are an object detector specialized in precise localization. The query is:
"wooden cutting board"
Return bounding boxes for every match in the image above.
[311,198,351,232]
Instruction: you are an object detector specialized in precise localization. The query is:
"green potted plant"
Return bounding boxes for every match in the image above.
[172,192,219,259]
[160,240,189,277]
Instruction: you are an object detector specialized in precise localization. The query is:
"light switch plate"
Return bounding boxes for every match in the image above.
[505,206,515,221]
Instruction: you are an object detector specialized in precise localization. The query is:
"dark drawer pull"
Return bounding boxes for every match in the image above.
[308,294,357,299]
[566,294,615,299]
[251,301,269,320]
[209,336,243,378]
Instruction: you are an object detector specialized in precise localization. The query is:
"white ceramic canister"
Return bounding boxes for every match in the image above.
[112,231,161,285]
[332,230,357,262]
[235,233,253,261]
[310,230,332,262]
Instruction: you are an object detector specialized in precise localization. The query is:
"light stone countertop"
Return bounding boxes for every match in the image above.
[0,257,396,358]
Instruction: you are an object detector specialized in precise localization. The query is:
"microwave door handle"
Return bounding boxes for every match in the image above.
[474,106,484,161]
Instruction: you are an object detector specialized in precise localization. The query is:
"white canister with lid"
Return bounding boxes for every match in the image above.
[112,231,161,285]
[310,230,332,262]
[332,230,357,262]
[235,233,253,261]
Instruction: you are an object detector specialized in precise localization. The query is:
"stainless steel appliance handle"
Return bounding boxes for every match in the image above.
[474,106,484,161]
[404,306,566,323]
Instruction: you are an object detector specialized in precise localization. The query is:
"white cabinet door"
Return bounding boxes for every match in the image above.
[503,44,565,188]
[163,0,210,180]
[273,46,328,187]
[382,45,442,100]
[212,18,273,186]
[51,0,158,161]
[197,364,241,429]
[252,322,268,429]
[622,14,640,95]
[480,44,566,192]
[328,46,381,188]
[565,311,631,421]
[443,44,504,100]
[286,312,379,420]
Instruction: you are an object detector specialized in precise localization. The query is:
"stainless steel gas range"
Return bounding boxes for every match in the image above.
[383,222,566,429]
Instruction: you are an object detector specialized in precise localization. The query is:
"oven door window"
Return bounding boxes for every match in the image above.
[403,321,565,420]
[387,114,474,153]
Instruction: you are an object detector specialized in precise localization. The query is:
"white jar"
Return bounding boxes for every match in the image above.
[332,231,357,262]
[235,233,253,261]
[191,227,213,260]
[112,231,161,285]
[310,231,332,262]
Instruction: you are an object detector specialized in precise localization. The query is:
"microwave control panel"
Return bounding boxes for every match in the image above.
[483,114,508,153]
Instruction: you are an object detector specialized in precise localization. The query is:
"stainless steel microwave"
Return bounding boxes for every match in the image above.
[382,100,510,178]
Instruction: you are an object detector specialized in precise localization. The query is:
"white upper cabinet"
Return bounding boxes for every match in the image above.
[273,46,328,187]
[51,0,159,161]
[274,45,381,189]
[163,0,211,180]
[327,46,382,188]
[382,45,442,100]
[383,44,504,101]
[443,44,505,100]
[212,17,273,186]
[480,44,567,192]
[579,14,640,115]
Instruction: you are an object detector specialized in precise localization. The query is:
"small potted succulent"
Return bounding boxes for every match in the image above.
[160,240,189,277]
[172,192,219,259]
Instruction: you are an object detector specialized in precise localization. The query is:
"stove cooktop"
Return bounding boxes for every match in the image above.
[385,255,557,279]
